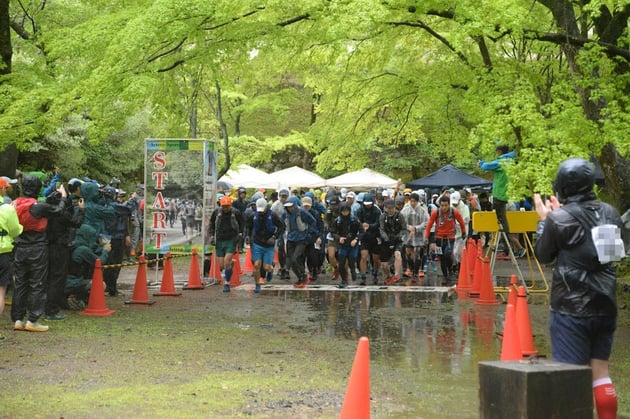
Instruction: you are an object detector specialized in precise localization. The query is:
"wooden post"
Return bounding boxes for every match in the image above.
[479,360,593,419]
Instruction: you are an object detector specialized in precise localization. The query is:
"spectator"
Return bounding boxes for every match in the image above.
[44,186,84,320]
[0,181,23,337]
[103,189,137,297]
[478,144,526,257]
[65,223,111,309]
[534,158,624,419]
[0,176,18,203]
[11,175,67,332]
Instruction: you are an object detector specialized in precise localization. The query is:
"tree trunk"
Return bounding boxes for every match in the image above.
[215,81,230,178]
[0,142,19,179]
[0,0,11,76]
[599,143,630,212]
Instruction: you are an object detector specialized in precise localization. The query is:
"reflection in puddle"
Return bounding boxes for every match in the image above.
[272,289,551,373]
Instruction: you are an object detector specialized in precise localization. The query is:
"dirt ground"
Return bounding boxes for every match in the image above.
[1,254,629,418]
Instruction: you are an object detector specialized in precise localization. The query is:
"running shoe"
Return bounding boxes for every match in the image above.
[25,321,49,332]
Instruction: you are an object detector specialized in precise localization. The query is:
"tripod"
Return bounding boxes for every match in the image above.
[487,222,527,289]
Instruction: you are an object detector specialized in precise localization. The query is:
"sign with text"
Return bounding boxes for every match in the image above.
[143,139,216,255]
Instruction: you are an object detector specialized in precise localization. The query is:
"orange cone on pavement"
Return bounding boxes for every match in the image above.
[233,248,243,275]
[475,256,499,305]
[500,303,521,361]
[81,259,116,316]
[506,274,518,307]
[125,255,155,305]
[456,246,472,291]
[209,252,223,284]
[469,243,483,298]
[229,256,243,287]
[340,336,370,419]
[516,285,538,357]
[153,252,181,296]
[467,239,477,280]
[183,249,205,290]
[243,246,254,273]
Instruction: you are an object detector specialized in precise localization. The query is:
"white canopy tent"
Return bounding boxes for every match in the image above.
[268,166,326,189]
[219,164,275,189]
[325,168,398,189]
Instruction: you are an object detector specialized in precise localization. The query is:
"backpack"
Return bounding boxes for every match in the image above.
[563,204,625,264]
[215,208,240,234]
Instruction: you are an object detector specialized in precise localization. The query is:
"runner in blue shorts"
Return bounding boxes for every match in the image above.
[246,198,284,293]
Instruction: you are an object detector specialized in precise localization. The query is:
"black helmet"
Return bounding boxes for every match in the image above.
[553,158,595,202]
[21,175,42,198]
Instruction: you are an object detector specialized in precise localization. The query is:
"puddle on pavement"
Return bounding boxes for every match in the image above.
[269,288,630,416]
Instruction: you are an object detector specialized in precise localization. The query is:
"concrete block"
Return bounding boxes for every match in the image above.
[479,360,593,419]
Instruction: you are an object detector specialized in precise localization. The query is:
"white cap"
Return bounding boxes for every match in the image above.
[346,191,355,199]
[1,176,17,184]
[256,198,267,212]
[450,191,461,205]
[382,189,391,198]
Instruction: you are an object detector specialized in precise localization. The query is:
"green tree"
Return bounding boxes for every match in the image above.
[1,0,629,212]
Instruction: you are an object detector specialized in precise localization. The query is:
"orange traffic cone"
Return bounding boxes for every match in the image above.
[153,252,182,296]
[469,243,483,298]
[340,337,370,419]
[516,286,538,357]
[233,248,243,275]
[500,303,522,361]
[475,256,499,305]
[183,249,205,290]
[456,246,471,291]
[80,259,116,316]
[209,252,223,284]
[506,274,518,307]
[243,246,254,273]
[467,239,477,280]
[229,257,243,287]
[125,255,155,305]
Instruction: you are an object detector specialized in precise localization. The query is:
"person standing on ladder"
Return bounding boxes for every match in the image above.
[478,144,526,257]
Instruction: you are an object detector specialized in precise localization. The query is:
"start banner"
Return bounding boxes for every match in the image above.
[143,138,217,255]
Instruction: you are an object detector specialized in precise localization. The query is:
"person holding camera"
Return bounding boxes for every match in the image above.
[534,158,624,419]
[11,175,68,333]
[246,198,284,293]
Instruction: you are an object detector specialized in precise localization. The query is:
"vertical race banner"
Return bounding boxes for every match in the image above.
[143,139,217,256]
